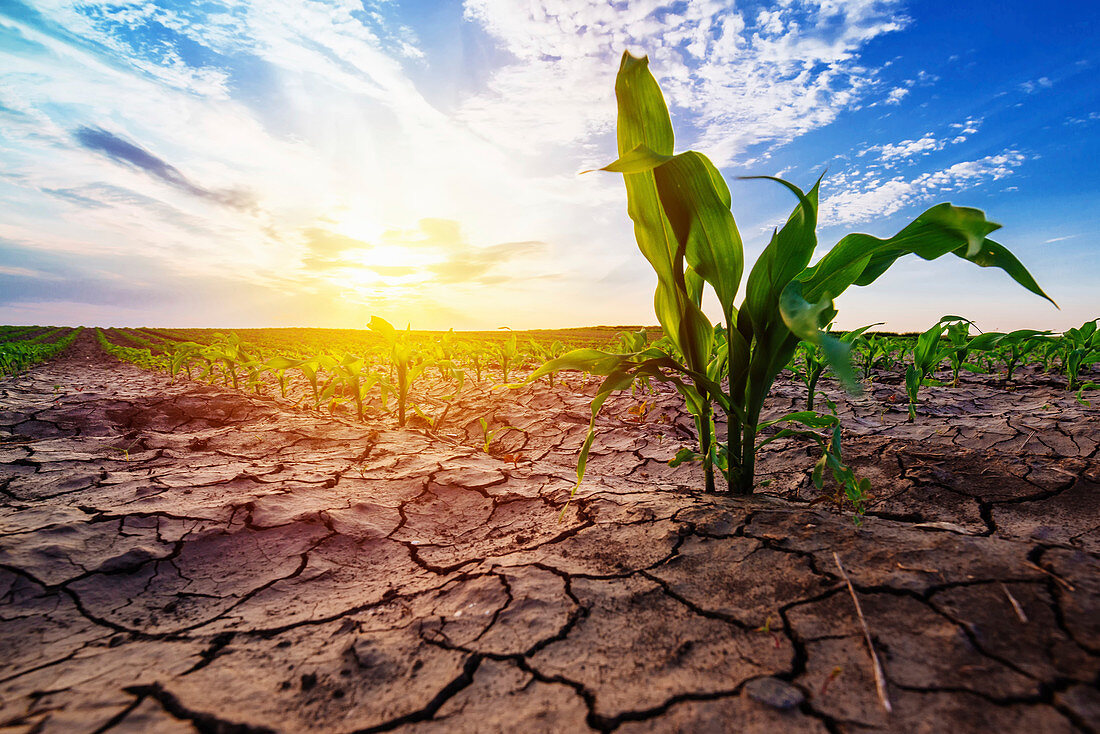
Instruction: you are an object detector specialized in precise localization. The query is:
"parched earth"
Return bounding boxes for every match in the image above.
[2,332,1098,733]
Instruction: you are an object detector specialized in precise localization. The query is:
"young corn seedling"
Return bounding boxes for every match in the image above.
[460,341,485,382]
[982,329,1051,381]
[261,355,302,399]
[412,361,465,431]
[851,332,897,384]
[532,52,1054,501]
[527,340,567,386]
[478,417,524,454]
[904,317,961,421]
[334,353,379,422]
[940,318,986,387]
[615,328,650,353]
[791,324,879,410]
[1060,318,1100,391]
[370,316,425,427]
[497,334,520,385]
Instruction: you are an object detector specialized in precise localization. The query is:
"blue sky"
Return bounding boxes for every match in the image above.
[0,0,1096,331]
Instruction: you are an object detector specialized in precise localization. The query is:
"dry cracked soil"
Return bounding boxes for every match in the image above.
[2,331,1098,733]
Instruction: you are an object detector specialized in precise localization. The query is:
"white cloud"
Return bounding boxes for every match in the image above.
[459,0,909,165]
[857,117,983,164]
[822,151,1028,225]
[885,86,909,104]
[1019,76,1054,94]
[0,2,634,328]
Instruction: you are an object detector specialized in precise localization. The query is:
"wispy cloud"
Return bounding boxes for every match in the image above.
[1019,76,1053,94]
[885,86,909,105]
[460,0,909,165]
[0,0,1089,331]
[429,239,546,284]
[823,151,1027,225]
[857,118,983,164]
[74,126,254,210]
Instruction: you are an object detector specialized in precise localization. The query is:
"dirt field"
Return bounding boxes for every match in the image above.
[2,331,1097,732]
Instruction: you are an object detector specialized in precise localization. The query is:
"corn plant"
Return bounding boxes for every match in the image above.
[261,355,300,398]
[983,329,1051,381]
[532,52,1054,499]
[460,341,485,382]
[370,316,425,427]
[1060,318,1100,391]
[1,328,81,375]
[1038,339,1062,373]
[615,328,650,353]
[497,334,520,384]
[527,340,567,386]
[903,317,965,421]
[428,330,458,382]
[412,362,465,430]
[332,354,379,422]
[940,318,983,387]
[791,324,879,410]
[851,332,899,383]
[97,329,169,372]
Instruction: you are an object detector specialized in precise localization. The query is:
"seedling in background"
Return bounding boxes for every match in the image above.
[905,317,961,421]
[334,353,378,422]
[989,329,1051,381]
[497,333,520,385]
[625,400,650,423]
[1060,318,1100,391]
[527,340,567,386]
[791,324,879,410]
[478,417,524,455]
[939,318,989,387]
[532,52,1055,504]
[370,316,425,427]
[412,362,465,431]
[262,355,302,399]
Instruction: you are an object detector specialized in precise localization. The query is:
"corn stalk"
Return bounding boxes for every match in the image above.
[532,51,1055,500]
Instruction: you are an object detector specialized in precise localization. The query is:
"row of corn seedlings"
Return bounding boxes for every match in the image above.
[106,320,586,430]
[0,328,82,376]
[95,329,171,371]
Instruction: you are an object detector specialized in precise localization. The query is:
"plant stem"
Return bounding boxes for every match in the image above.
[698,404,716,493]
[397,363,407,427]
[735,422,757,495]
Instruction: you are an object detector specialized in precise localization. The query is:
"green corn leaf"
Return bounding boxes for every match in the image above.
[612,51,713,374]
[263,356,301,370]
[597,143,672,174]
[369,315,397,342]
[799,204,1056,306]
[563,368,636,518]
[742,176,821,338]
[757,409,840,432]
[652,150,744,322]
[967,332,1004,351]
[526,348,631,382]
[779,281,856,391]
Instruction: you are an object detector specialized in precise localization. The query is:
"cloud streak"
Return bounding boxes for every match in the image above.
[74,126,254,210]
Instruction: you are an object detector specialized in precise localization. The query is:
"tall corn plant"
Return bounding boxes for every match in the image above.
[533,52,1055,498]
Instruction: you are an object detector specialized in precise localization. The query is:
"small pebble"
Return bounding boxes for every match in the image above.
[743,677,805,710]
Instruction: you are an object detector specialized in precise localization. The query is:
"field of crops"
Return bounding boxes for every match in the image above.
[2,48,1099,734]
[1,315,1098,732]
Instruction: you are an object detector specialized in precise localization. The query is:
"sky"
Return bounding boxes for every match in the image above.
[0,0,1097,332]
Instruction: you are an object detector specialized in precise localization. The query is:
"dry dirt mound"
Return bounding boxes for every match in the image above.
[1,332,1097,732]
